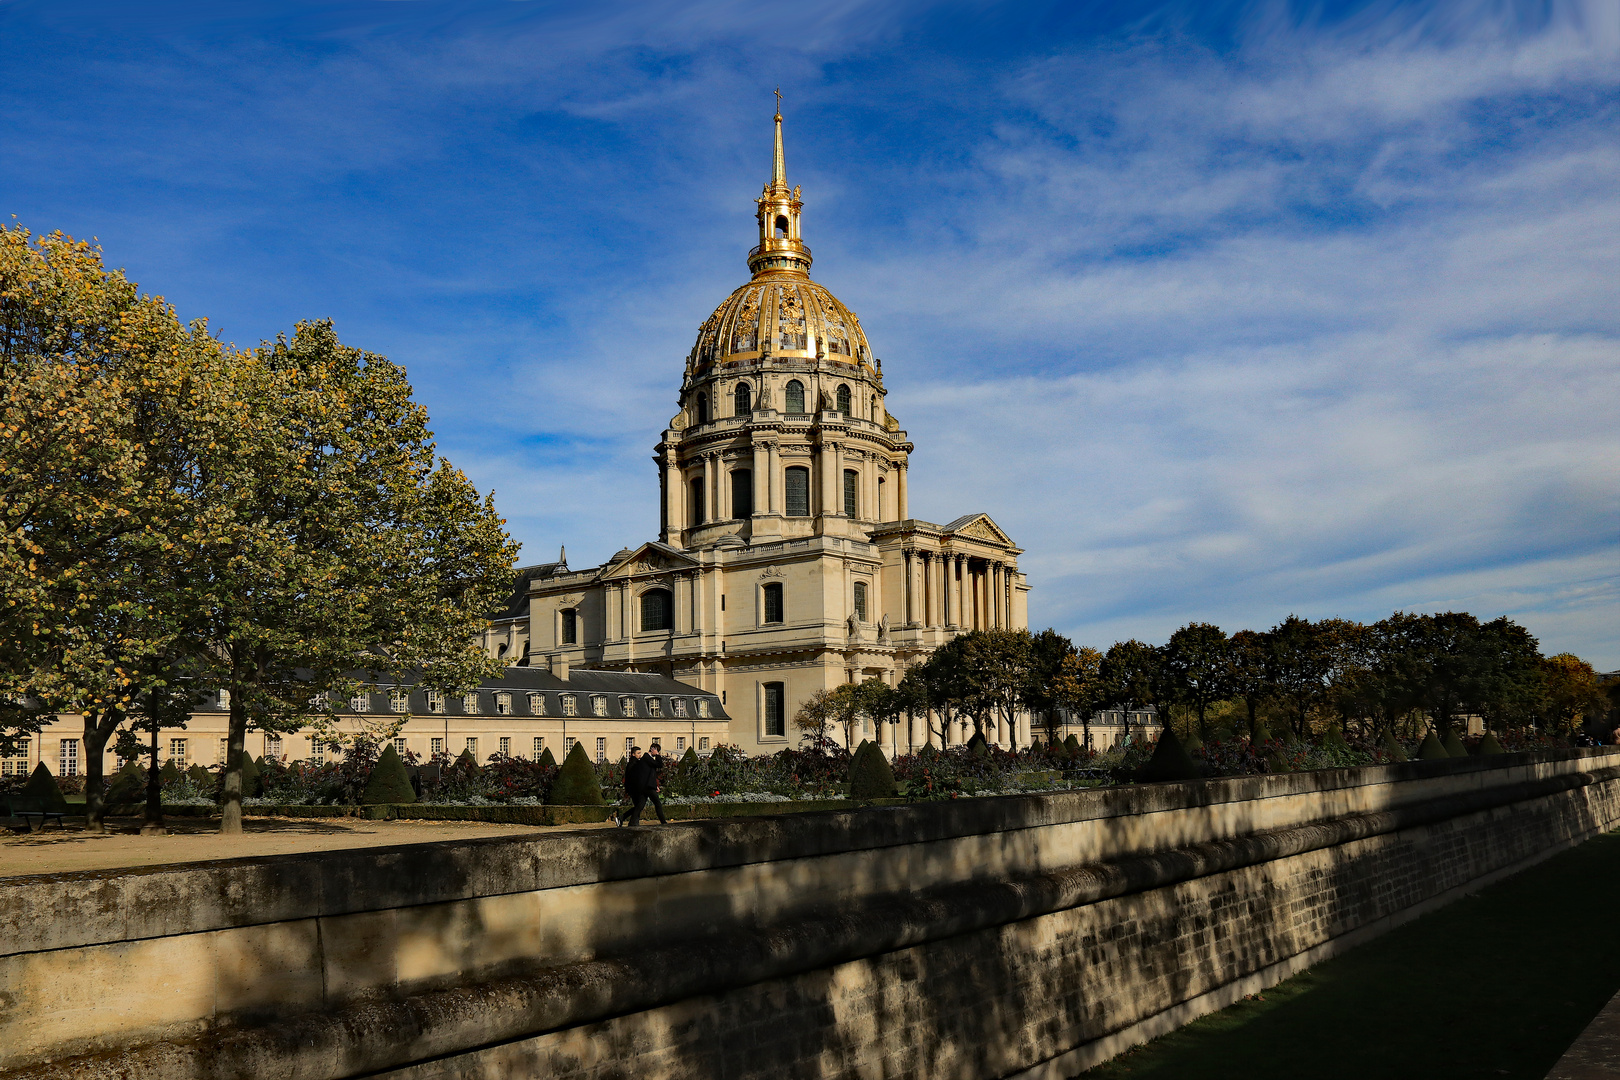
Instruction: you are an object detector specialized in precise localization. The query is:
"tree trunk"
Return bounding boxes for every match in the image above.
[220,691,247,834]
[80,713,114,834]
[1197,700,1209,743]
[141,717,165,835]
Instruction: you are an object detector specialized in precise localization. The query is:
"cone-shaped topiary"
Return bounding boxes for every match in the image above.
[361,744,417,805]
[1416,730,1449,759]
[455,747,479,769]
[1028,737,1043,754]
[1264,749,1293,773]
[1136,727,1202,784]
[1381,730,1409,762]
[1181,730,1204,755]
[849,739,898,800]
[1321,723,1350,751]
[917,742,940,762]
[21,762,70,814]
[680,745,700,768]
[536,745,557,769]
[966,731,989,757]
[237,751,262,797]
[1062,734,1082,760]
[186,764,212,787]
[160,760,181,785]
[1442,728,1468,757]
[546,741,604,805]
[105,760,146,805]
[1250,718,1271,744]
[1477,731,1507,756]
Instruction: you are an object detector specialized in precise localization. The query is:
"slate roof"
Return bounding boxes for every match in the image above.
[490,561,564,620]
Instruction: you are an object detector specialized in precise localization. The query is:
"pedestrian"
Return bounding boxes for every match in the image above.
[622,744,668,826]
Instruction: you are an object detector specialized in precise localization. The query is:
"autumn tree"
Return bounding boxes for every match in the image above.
[1100,639,1162,740]
[1051,644,1104,749]
[1024,628,1078,746]
[1540,653,1603,734]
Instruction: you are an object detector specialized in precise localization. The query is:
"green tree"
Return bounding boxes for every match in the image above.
[1266,615,1333,738]
[1101,639,1163,740]
[1024,629,1078,746]
[793,685,859,752]
[1162,622,1231,742]
[930,629,1035,745]
[1226,629,1272,741]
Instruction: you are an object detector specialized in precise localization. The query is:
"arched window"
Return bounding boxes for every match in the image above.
[640,589,672,632]
[785,379,805,414]
[869,394,877,419]
[689,477,704,526]
[561,608,577,645]
[836,384,851,414]
[853,582,868,622]
[774,215,789,238]
[763,583,784,624]
[843,469,859,517]
[695,392,708,425]
[785,466,810,517]
[877,476,887,520]
[731,469,753,517]
[734,382,752,415]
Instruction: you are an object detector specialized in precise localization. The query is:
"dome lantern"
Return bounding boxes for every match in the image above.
[748,95,812,279]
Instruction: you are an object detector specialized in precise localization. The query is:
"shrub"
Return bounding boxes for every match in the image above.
[1417,731,1449,759]
[104,760,146,805]
[1062,734,1082,760]
[966,731,989,757]
[1136,728,1202,784]
[1321,724,1350,751]
[160,760,181,785]
[848,740,898,800]
[1477,731,1507,756]
[536,745,557,768]
[1442,728,1468,757]
[546,741,604,806]
[186,764,213,787]
[361,745,417,805]
[1381,730,1409,762]
[238,751,262,797]
[680,745,700,768]
[21,762,69,813]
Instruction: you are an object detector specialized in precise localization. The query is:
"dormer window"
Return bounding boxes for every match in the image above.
[591,695,608,717]
[495,692,512,715]
[648,697,662,717]
[621,696,636,716]
[426,691,445,715]
[561,694,577,717]
[462,692,480,715]
[390,690,409,714]
[528,692,545,715]
[697,699,710,718]
[672,698,687,717]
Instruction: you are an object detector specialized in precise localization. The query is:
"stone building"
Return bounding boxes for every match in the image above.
[485,110,1030,756]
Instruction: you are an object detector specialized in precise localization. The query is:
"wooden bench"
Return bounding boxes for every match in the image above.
[1,795,66,832]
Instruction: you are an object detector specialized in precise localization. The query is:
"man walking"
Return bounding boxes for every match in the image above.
[622,744,668,826]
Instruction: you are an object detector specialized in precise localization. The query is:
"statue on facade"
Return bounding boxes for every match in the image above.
[877,614,889,643]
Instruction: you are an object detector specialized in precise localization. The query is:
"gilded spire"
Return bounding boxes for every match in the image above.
[751,95,812,278]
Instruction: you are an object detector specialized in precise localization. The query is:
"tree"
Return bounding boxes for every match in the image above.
[849,678,900,750]
[1051,645,1104,750]
[1101,639,1162,740]
[1266,615,1333,738]
[1024,629,1078,746]
[1541,653,1603,734]
[1161,622,1231,742]
[1226,629,1271,741]
[794,685,858,752]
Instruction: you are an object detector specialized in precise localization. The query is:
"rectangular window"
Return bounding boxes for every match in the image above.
[621,696,636,716]
[565,736,576,754]
[763,582,784,624]
[499,736,510,757]
[689,478,705,526]
[561,695,577,717]
[699,736,710,751]
[785,466,809,517]
[529,692,546,715]
[390,690,409,714]
[217,689,231,710]
[463,693,481,715]
[350,691,370,713]
[495,692,512,715]
[672,698,687,717]
[169,738,188,768]
[533,736,544,759]
[763,682,785,738]
[625,737,635,756]
[311,741,324,766]
[591,695,607,717]
[265,735,282,760]
[59,738,79,777]
[431,737,444,758]
[561,608,577,645]
[853,581,868,622]
[648,697,662,717]
[843,469,858,517]
[595,737,606,764]
[394,737,408,758]
[731,469,753,517]
[218,738,228,764]
[676,736,686,751]
[697,699,710,718]
[465,737,478,759]
[427,691,445,714]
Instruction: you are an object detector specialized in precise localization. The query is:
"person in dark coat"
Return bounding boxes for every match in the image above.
[623,745,668,826]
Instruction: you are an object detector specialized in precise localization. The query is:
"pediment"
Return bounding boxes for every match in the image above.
[595,542,700,581]
[945,513,1015,547]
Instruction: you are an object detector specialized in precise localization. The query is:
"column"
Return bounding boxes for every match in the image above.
[902,549,914,625]
[674,572,690,633]
[820,440,838,517]
[702,454,714,525]
[897,462,909,520]
[719,454,732,519]
[752,440,769,515]
[992,563,1003,628]
[769,441,783,514]
[865,457,878,522]
[664,460,682,542]
[920,554,932,627]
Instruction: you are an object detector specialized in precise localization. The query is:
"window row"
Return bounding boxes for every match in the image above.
[340,688,710,719]
[691,381,873,423]
[687,467,867,523]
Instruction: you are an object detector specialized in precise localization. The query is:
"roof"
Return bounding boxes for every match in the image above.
[491,561,564,620]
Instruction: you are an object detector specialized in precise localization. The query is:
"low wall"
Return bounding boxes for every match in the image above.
[4,748,1619,1080]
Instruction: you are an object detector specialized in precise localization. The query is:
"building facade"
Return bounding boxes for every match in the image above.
[484,110,1030,756]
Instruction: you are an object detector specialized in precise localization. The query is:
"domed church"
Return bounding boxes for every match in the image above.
[487,108,1029,756]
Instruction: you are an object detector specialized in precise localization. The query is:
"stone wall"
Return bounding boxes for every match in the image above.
[5,748,1619,1080]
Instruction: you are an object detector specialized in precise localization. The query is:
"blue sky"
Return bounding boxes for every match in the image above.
[4,0,1616,665]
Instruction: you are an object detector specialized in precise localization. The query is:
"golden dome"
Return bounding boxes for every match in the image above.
[691,278,874,370]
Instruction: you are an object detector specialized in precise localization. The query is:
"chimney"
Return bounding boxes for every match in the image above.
[551,654,569,681]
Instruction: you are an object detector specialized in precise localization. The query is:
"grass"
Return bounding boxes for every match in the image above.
[1082,829,1620,1080]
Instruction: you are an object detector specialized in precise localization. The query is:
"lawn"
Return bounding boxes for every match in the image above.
[1082,829,1620,1080]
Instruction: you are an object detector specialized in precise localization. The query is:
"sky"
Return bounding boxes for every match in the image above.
[3,0,1616,666]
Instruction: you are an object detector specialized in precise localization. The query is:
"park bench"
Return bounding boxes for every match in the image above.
[1,795,66,832]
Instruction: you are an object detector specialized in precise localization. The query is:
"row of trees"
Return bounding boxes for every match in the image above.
[795,615,1611,752]
[0,227,519,832]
